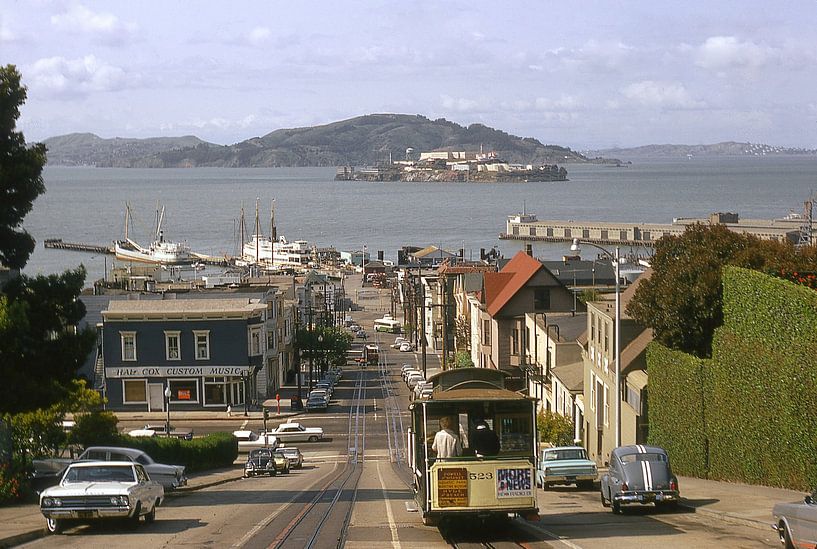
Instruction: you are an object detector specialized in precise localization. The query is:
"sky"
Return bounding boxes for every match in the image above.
[2,1,816,150]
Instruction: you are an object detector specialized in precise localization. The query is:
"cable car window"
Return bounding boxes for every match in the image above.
[497,415,532,454]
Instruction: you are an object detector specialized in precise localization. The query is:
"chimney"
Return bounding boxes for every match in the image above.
[378,250,384,261]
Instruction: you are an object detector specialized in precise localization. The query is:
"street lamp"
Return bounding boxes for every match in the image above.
[164,385,172,437]
[570,238,623,448]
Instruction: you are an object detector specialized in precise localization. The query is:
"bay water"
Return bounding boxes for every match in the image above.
[21,156,817,286]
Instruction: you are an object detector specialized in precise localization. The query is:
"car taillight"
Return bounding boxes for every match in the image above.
[670,479,678,491]
[621,482,629,492]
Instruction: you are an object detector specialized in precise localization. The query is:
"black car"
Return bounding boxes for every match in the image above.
[244,448,281,477]
[305,395,328,412]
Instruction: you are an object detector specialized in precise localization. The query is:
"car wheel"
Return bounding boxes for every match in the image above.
[144,504,156,524]
[46,517,64,535]
[781,522,795,549]
[308,435,319,442]
[128,503,142,528]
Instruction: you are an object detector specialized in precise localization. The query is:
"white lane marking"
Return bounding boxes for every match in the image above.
[376,460,401,549]
[231,461,339,548]
[527,522,585,549]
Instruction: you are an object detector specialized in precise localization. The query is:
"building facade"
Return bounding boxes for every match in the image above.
[101,296,271,412]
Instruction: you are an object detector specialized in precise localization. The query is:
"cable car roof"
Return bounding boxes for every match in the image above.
[422,387,530,402]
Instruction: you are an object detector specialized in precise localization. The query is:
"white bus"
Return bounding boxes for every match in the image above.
[373,316,401,333]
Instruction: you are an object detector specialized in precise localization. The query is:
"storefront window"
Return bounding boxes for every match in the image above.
[123,379,147,403]
[204,376,227,405]
[169,379,198,403]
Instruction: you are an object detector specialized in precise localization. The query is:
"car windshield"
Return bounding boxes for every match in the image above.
[250,449,272,458]
[65,465,135,483]
[545,449,588,461]
[619,452,668,464]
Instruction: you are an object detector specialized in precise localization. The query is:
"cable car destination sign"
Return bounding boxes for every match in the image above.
[106,366,251,378]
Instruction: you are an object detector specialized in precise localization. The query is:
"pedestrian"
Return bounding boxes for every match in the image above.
[227,404,232,417]
[432,416,462,459]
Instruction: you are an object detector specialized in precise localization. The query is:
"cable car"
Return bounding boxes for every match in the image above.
[408,368,539,526]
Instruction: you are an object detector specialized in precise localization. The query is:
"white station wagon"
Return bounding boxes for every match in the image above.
[40,461,164,534]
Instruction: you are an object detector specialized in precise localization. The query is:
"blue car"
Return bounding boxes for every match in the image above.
[536,446,597,489]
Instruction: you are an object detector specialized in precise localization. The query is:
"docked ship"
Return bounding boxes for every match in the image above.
[239,200,317,271]
[114,204,193,265]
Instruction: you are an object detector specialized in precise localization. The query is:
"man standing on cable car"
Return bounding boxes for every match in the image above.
[432,416,462,458]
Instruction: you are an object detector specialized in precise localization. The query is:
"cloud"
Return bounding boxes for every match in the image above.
[247,27,271,46]
[27,55,134,98]
[50,5,137,45]
[695,36,774,71]
[620,80,703,109]
[545,40,635,71]
[0,21,16,43]
[440,95,481,112]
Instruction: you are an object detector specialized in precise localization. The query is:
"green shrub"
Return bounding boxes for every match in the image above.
[70,411,119,448]
[112,432,238,472]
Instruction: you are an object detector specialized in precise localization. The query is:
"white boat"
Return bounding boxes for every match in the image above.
[240,199,316,271]
[115,204,193,265]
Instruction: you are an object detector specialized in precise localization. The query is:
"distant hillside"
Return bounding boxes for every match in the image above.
[585,141,817,159]
[42,114,594,167]
[43,133,213,167]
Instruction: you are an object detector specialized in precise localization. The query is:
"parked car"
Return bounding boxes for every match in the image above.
[243,448,289,477]
[399,342,413,352]
[392,337,408,349]
[266,422,324,442]
[600,445,680,514]
[279,447,304,469]
[417,387,434,399]
[536,446,597,489]
[40,461,163,534]
[309,389,329,401]
[315,381,333,397]
[129,424,193,440]
[406,372,425,389]
[77,446,187,490]
[356,330,368,339]
[414,381,433,399]
[349,324,361,332]
[233,430,279,452]
[271,450,291,474]
[772,489,817,548]
[400,363,415,376]
[402,368,421,381]
[305,395,329,412]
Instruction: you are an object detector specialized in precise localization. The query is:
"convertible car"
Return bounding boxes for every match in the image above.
[40,461,164,534]
[600,445,680,513]
[772,489,817,548]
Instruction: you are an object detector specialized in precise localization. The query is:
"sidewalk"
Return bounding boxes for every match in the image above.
[676,475,803,530]
[0,465,244,548]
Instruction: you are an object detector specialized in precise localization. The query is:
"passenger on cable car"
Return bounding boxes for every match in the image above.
[431,416,462,458]
[471,419,500,457]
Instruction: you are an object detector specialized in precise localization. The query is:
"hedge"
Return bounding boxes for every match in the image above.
[112,432,238,472]
[647,266,817,490]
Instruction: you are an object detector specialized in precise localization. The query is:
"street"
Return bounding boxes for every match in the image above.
[19,296,782,548]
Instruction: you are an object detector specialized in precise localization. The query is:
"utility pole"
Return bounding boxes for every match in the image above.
[420,268,427,377]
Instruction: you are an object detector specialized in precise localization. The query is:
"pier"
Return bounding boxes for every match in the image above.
[500,212,816,247]
[44,239,113,254]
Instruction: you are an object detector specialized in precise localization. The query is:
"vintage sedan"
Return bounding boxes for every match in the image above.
[233,430,279,452]
[279,447,304,469]
[537,446,598,489]
[772,489,817,548]
[77,447,187,490]
[266,422,324,442]
[40,461,163,534]
[600,445,680,513]
[244,448,279,477]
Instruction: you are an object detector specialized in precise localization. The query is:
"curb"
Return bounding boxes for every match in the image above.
[0,471,245,547]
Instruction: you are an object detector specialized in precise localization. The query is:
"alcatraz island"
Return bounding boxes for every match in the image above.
[335,149,568,183]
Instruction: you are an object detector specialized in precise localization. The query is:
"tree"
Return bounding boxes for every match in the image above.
[626,223,817,357]
[0,65,46,270]
[452,351,474,368]
[537,410,574,446]
[0,268,97,414]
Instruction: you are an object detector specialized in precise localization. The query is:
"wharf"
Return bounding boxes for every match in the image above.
[43,238,113,254]
[501,212,815,248]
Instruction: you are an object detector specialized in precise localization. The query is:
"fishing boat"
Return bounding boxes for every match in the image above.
[240,199,317,271]
[114,204,193,265]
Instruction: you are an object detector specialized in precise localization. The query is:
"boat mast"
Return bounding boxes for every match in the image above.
[254,198,260,263]
[238,202,246,257]
[270,199,276,269]
[124,202,130,240]
[156,205,165,243]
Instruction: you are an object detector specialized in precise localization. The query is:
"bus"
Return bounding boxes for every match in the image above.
[374,315,401,333]
[408,368,538,526]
